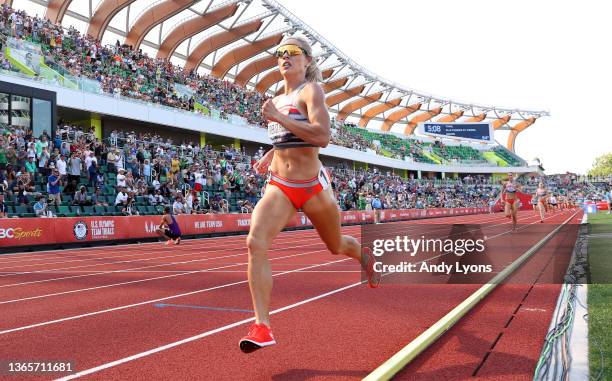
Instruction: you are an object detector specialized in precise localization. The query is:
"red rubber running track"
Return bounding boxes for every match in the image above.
[0,209,581,381]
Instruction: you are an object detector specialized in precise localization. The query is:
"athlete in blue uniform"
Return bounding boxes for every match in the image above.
[156,206,182,245]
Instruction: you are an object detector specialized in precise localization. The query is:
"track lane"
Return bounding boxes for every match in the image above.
[0,211,574,381]
[80,211,577,381]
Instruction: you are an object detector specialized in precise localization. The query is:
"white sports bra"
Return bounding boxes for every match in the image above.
[267,83,316,149]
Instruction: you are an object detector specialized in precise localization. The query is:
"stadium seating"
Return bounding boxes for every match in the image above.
[493,146,524,167]
[0,5,541,219]
[0,5,533,165]
[0,122,505,218]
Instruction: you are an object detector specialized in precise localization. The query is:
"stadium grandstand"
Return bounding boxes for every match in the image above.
[1,1,610,381]
[0,0,549,219]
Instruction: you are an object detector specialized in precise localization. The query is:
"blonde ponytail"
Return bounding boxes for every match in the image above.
[305,59,322,83]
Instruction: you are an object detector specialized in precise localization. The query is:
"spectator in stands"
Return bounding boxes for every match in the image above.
[192,195,204,213]
[33,195,52,217]
[96,170,105,187]
[56,154,67,181]
[125,170,135,190]
[73,186,91,206]
[47,168,61,206]
[0,173,8,194]
[0,193,6,218]
[148,189,162,205]
[371,194,382,221]
[63,178,77,197]
[84,151,97,171]
[106,149,117,173]
[115,149,125,173]
[143,159,152,181]
[244,176,258,205]
[91,187,107,206]
[121,196,136,216]
[239,199,253,213]
[68,152,81,184]
[172,196,185,215]
[116,168,126,188]
[35,136,48,156]
[0,136,5,161]
[37,146,50,176]
[25,156,36,174]
[26,142,35,160]
[114,186,128,206]
[88,160,98,187]
[182,191,193,214]
[60,142,70,157]
[15,189,28,205]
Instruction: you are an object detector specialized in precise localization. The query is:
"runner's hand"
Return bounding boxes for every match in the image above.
[262,99,281,123]
[253,156,271,175]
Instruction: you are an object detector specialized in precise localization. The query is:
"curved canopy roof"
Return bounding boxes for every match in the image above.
[10,0,548,149]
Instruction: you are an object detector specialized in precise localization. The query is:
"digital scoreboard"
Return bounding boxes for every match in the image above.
[418,122,493,142]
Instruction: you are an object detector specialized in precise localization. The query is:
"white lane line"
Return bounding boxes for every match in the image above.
[0,211,502,262]
[484,209,573,241]
[0,249,335,305]
[0,222,325,259]
[0,257,352,336]
[0,213,505,286]
[54,278,363,381]
[1,212,500,269]
[0,269,362,274]
[0,212,510,295]
[51,212,524,381]
[0,228,334,271]
[0,223,342,265]
[0,211,539,330]
[0,231,338,278]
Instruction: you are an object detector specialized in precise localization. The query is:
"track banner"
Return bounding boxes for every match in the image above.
[0,208,486,248]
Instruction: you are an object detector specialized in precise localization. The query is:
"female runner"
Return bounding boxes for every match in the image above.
[239,36,380,353]
[534,181,548,223]
[502,173,520,230]
[530,191,538,214]
[548,193,558,212]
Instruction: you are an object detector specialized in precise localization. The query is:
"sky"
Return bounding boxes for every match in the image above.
[277,0,612,174]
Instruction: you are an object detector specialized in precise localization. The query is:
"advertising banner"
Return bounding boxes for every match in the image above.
[0,208,486,248]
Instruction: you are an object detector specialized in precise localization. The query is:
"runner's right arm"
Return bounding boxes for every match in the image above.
[159,215,169,229]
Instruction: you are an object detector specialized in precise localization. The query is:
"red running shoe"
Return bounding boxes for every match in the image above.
[362,247,381,288]
[239,323,276,353]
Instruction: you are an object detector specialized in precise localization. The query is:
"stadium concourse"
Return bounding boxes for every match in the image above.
[0,0,608,380]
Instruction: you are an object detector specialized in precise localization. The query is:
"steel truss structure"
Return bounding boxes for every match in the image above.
[7,0,549,150]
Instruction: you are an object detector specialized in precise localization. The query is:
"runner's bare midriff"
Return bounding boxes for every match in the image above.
[270,146,322,180]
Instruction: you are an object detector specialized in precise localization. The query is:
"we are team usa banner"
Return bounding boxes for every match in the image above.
[418,122,493,142]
